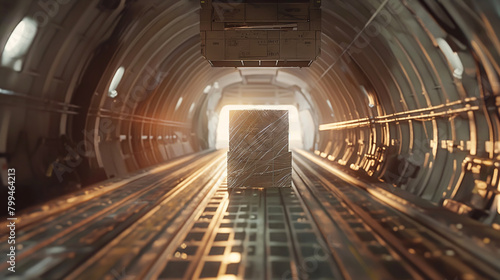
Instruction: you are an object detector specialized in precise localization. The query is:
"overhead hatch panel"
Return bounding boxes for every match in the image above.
[201,0,321,67]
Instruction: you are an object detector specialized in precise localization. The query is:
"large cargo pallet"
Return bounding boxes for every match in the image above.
[227,110,291,188]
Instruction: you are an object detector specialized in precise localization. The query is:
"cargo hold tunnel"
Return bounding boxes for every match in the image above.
[1,0,500,279]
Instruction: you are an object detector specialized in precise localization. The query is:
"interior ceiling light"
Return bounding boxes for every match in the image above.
[437,38,464,79]
[175,97,183,111]
[326,99,334,112]
[360,85,375,108]
[189,103,196,115]
[1,17,38,71]
[326,99,335,117]
[108,66,125,98]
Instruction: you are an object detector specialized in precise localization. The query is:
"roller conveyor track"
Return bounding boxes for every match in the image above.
[0,150,227,279]
[1,150,500,279]
[292,151,500,280]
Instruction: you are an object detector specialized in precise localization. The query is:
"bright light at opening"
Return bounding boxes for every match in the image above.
[175,97,183,111]
[1,17,38,71]
[216,105,303,150]
[437,38,464,79]
[108,67,125,98]
[203,85,212,94]
[213,82,219,89]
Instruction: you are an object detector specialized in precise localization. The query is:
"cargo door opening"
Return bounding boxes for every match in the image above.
[216,105,303,150]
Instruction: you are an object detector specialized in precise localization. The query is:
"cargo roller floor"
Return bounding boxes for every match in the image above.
[1,150,500,279]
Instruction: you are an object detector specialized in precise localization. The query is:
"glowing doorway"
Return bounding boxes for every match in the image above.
[216,105,303,150]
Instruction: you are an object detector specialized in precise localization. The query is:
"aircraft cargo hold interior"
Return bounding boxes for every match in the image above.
[1,0,500,279]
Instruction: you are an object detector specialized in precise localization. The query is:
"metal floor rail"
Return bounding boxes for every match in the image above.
[1,150,500,279]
